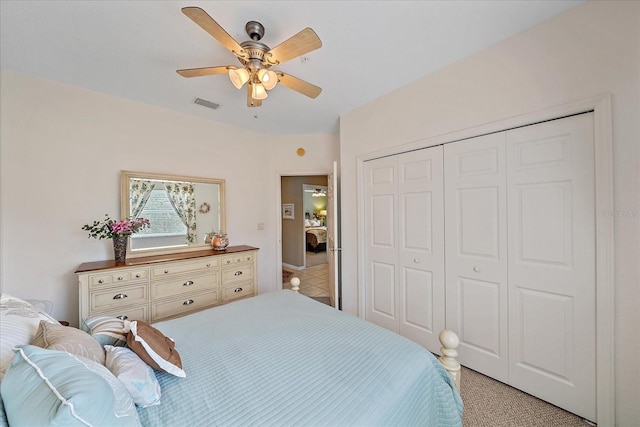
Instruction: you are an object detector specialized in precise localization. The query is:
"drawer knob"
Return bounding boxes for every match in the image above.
[164,270,169,274]
[183,299,194,306]
[234,271,243,276]
[116,315,128,320]
[206,263,211,267]
[183,280,194,287]
[98,279,104,284]
[473,266,481,272]
[113,293,128,300]
[117,276,124,281]
[234,287,243,293]
[135,274,141,278]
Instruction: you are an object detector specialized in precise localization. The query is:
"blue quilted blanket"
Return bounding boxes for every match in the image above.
[137,290,463,426]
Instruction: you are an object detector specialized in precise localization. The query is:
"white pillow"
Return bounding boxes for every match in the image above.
[104,345,161,408]
[0,294,58,380]
[304,219,311,227]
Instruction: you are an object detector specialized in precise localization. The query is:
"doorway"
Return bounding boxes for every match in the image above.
[280,175,330,303]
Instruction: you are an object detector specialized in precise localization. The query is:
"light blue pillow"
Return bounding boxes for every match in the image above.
[0,392,8,427]
[1,345,140,427]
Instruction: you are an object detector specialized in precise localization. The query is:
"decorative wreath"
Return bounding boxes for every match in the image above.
[198,202,211,214]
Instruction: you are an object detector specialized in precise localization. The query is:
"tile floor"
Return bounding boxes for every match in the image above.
[282,258,330,298]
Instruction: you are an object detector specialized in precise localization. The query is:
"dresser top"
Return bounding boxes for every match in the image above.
[75,245,259,273]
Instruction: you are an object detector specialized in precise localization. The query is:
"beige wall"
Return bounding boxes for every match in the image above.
[281,175,327,267]
[340,1,638,424]
[0,69,339,325]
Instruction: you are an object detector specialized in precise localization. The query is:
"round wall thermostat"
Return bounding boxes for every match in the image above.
[297,148,305,156]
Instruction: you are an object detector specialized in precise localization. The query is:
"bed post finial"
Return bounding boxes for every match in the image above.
[438,330,461,391]
[290,277,300,293]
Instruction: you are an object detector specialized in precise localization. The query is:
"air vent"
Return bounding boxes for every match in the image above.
[194,97,220,110]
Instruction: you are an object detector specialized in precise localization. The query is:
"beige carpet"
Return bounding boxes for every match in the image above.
[460,366,593,426]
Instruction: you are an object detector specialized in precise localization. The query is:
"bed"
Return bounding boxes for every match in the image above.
[0,291,463,426]
[306,226,327,253]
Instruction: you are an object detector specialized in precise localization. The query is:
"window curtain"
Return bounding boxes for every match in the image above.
[129,179,155,218]
[163,181,197,244]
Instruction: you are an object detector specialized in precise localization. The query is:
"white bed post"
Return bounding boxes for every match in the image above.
[290,277,300,293]
[438,330,461,391]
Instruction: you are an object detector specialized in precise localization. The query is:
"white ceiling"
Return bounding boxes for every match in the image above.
[0,0,583,135]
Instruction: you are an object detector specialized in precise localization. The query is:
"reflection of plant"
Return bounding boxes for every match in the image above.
[82,214,150,239]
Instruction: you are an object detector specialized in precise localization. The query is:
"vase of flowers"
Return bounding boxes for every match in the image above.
[82,214,150,263]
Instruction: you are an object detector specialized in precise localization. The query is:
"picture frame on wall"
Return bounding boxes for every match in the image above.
[282,203,295,220]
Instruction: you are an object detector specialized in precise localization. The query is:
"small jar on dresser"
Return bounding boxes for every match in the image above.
[75,245,258,326]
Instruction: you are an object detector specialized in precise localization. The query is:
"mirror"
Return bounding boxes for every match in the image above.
[120,171,226,257]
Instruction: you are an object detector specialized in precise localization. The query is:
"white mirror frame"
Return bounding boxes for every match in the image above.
[120,170,226,258]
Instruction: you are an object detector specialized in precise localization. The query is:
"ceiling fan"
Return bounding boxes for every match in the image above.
[177,7,322,107]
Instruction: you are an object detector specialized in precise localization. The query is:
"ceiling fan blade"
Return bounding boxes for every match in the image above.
[247,84,262,107]
[182,7,247,59]
[277,73,322,99]
[176,66,230,78]
[265,28,322,65]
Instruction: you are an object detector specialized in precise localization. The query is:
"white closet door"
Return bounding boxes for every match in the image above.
[506,113,596,421]
[444,133,509,382]
[397,148,445,352]
[364,155,399,332]
[364,147,445,352]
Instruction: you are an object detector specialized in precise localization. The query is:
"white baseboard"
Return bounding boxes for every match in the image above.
[282,263,304,271]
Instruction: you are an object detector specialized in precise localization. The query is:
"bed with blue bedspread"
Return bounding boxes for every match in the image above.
[136,290,463,426]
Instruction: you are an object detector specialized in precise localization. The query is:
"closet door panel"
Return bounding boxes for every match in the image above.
[364,156,399,332]
[507,113,596,421]
[445,133,509,382]
[397,148,445,352]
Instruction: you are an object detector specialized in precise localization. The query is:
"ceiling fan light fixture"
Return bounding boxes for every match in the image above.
[228,67,250,89]
[258,69,278,90]
[252,82,268,100]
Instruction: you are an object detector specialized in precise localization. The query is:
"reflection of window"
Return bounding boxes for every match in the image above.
[136,185,187,237]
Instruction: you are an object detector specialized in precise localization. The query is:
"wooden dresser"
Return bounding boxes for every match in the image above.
[76,245,258,325]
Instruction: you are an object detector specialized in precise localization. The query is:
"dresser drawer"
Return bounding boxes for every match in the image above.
[221,281,254,302]
[151,258,220,279]
[151,290,219,321]
[220,252,255,266]
[151,272,219,300]
[90,305,148,323]
[89,269,148,289]
[90,284,148,312]
[222,265,254,284]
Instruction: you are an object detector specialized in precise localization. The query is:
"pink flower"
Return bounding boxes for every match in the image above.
[82,214,150,240]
